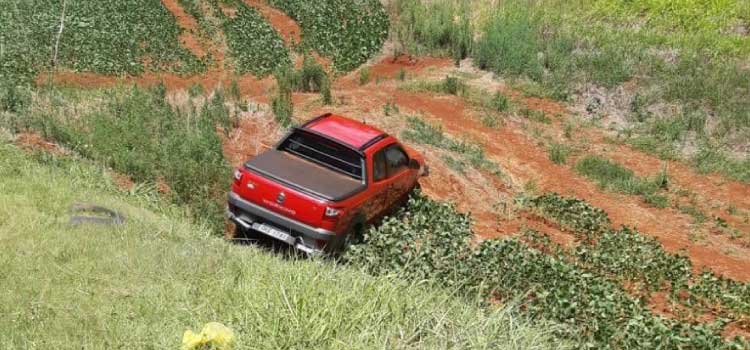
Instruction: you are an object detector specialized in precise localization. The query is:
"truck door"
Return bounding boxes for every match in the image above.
[362,148,389,222]
[383,144,413,207]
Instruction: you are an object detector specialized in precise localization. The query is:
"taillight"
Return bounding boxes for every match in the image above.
[324,207,341,220]
[233,169,243,182]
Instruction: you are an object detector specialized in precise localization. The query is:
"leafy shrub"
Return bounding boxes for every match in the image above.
[271,56,332,122]
[530,193,611,241]
[297,55,328,93]
[348,192,746,349]
[575,227,692,291]
[0,83,30,113]
[347,193,475,290]
[219,0,292,76]
[267,0,389,72]
[1,0,205,86]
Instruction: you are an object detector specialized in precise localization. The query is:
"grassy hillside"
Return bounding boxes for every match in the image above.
[389,0,750,182]
[0,136,561,349]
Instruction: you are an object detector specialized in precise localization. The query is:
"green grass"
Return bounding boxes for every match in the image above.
[4,85,233,231]
[547,143,570,165]
[0,140,559,350]
[401,76,468,96]
[400,77,514,118]
[391,0,750,182]
[401,117,502,176]
[575,156,669,207]
[217,0,292,76]
[266,0,389,72]
[0,0,205,85]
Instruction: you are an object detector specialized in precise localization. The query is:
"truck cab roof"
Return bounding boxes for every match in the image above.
[303,114,386,150]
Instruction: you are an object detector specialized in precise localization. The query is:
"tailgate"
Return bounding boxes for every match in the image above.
[233,167,327,228]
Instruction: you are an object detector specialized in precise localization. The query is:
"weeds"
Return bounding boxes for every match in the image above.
[575,156,669,205]
[547,143,570,165]
[13,85,232,231]
[272,67,295,127]
[383,102,399,116]
[401,117,501,176]
[397,68,407,81]
[390,0,750,180]
[520,108,551,124]
[359,67,371,85]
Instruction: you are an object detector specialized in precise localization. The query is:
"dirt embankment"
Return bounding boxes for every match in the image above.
[322,56,750,282]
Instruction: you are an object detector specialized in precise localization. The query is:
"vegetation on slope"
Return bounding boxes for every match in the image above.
[389,0,750,182]
[347,193,750,349]
[0,138,560,350]
[3,85,234,231]
[217,0,292,76]
[267,0,389,71]
[0,0,205,85]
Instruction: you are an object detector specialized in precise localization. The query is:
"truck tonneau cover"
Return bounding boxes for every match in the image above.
[245,150,366,202]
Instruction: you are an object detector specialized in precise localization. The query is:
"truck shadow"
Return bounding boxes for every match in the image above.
[229,234,310,260]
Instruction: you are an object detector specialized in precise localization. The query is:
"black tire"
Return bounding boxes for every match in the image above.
[330,222,365,255]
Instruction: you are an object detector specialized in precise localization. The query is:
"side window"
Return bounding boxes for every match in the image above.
[385,145,409,177]
[373,150,387,182]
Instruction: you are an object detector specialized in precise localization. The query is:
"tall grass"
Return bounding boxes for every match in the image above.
[5,85,232,231]
[0,141,560,350]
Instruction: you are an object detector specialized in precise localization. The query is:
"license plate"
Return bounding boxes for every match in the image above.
[252,223,294,244]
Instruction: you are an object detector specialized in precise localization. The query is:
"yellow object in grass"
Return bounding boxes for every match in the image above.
[182,322,235,350]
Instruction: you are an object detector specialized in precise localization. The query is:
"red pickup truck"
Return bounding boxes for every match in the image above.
[227,113,426,254]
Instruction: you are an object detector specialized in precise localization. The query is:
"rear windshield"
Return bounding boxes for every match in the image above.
[279,130,364,180]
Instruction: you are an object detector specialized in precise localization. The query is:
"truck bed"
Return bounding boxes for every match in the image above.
[245,150,366,202]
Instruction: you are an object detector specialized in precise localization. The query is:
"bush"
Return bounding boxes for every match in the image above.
[359,67,371,85]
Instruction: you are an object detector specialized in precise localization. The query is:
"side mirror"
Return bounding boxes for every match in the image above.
[409,159,421,170]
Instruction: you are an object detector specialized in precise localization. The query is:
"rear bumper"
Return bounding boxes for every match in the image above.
[227,191,339,254]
